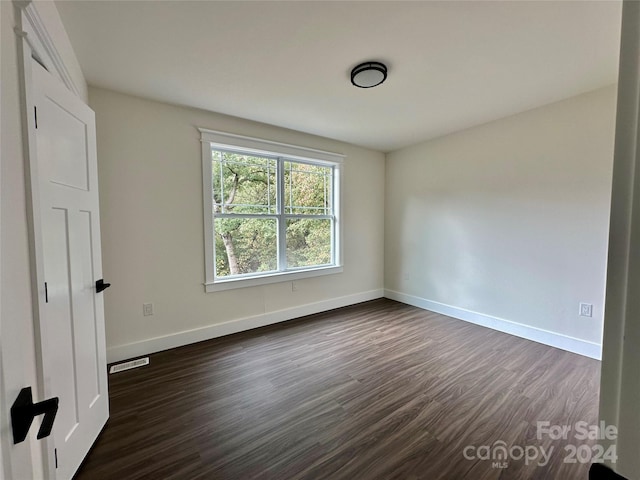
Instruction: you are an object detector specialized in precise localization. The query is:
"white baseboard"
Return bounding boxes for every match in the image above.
[384,289,602,360]
[107,289,384,363]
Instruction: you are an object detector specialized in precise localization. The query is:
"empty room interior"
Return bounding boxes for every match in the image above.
[4,1,640,479]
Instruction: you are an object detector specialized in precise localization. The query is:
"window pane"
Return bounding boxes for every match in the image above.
[212,151,277,214]
[284,161,332,215]
[214,218,277,277]
[286,218,332,268]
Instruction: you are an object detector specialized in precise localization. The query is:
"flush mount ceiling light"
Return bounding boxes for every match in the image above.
[350,61,388,88]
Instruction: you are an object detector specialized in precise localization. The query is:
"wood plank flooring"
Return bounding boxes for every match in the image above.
[75,299,600,480]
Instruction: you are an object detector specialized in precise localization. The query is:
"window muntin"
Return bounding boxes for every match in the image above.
[212,151,277,215]
[205,138,341,287]
[284,161,332,215]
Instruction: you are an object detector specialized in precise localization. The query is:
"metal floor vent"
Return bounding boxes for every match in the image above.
[109,357,149,374]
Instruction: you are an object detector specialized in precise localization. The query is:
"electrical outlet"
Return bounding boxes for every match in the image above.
[579,303,593,317]
[291,281,298,292]
[143,303,154,316]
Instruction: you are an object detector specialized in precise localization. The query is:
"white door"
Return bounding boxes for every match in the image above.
[33,60,109,480]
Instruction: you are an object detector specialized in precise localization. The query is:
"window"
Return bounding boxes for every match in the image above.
[200,129,343,291]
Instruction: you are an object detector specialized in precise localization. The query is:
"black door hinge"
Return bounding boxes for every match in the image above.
[44,282,48,303]
[34,106,38,129]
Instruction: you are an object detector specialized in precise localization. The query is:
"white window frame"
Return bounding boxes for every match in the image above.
[200,129,344,292]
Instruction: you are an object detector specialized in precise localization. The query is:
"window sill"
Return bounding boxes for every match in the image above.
[204,265,343,292]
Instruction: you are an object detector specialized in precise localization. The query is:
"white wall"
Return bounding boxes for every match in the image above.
[89,87,385,362]
[385,86,617,358]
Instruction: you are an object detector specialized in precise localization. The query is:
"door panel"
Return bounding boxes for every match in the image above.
[72,209,102,408]
[43,207,78,441]
[34,60,109,480]
[41,95,89,191]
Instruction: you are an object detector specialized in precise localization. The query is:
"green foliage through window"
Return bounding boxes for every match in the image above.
[212,150,335,278]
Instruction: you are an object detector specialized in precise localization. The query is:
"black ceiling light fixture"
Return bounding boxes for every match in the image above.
[350,61,388,88]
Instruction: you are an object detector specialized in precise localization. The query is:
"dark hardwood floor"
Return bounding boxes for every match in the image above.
[75,299,600,480]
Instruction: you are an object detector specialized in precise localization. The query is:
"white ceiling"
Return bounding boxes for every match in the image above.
[55,0,622,152]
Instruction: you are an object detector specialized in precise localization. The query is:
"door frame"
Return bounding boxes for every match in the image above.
[9,1,87,478]
[599,1,640,478]
[1,1,6,474]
